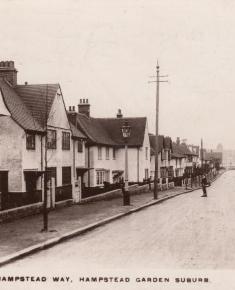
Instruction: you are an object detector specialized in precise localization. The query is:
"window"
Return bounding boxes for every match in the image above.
[160,167,167,178]
[26,133,35,150]
[77,140,83,152]
[106,147,109,160]
[62,132,70,150]
[168,150,171,161]
[145,169,149,179]
[188,156,193,162]
[98,146,102,160]
[168,166,174,178]
[96,170,105,185]
[112,148,116,160]
[145,147,148,160]
[161,150,167,160]
[62,166,71,185]
[46,167,57,186]
[47,130,56,149]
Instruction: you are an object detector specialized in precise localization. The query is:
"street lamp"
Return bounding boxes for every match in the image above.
[121,120,131,206]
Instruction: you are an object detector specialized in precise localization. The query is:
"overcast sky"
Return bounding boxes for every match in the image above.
[1,0,235,149]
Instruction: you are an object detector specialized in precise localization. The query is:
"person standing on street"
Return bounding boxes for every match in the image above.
[201,174,208,197]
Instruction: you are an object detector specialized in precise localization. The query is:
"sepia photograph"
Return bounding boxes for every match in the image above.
[0,0,235,289]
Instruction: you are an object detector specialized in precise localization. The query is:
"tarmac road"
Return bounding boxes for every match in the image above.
[4,170,235,271]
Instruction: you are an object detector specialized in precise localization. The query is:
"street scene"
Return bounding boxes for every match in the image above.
[1,0,235,289]
[4,170,235,271]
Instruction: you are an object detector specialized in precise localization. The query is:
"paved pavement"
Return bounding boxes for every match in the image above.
[4,170,232,271]
[0,185,190,260]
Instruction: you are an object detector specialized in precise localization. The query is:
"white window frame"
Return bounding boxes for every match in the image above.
[98,146,102,160]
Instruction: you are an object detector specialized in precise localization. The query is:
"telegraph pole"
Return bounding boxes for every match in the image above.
[42,84,49,232]
[149,61,168,199]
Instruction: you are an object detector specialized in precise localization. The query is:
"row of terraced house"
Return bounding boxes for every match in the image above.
[0,61,217,214]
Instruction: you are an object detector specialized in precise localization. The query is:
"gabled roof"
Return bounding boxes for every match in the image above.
[97,117,147,146]
[0,79,43,132]
[171,142,198,158]
[15,84,59,129]
[68,113,147,146]
[149,134,172,155]
[171,142,186,158]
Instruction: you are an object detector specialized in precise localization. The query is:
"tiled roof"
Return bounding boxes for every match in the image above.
[97,117,147,146]
[0,79,43,132]
[149,134,164,154]
[15,84,59,129]
[69,113,147,146]
[149,134,172,155]
[69,122,86,139]
[75,114,116,145]
[171,142,198,158]
[171,142,186,158]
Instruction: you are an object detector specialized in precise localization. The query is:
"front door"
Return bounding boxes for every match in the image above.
[0,171,8,210]
[0,171,8,193]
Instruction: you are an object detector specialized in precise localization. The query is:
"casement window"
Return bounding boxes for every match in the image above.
[62,166,71,185]
[96,170,105,185]
[145,168,149,179]
[106,147,109,160]
[113,148,116,160]
[145,147,148,160]
[47,129,57,149]
[160,167,167,178]
[77,140,83,152]
[161,150,167,161]
[98,146,102,160]
[62,132,70,150]
[168,166,174,178]
[26,133,35,150]
[168,150,171,161]
[46,167,57,186]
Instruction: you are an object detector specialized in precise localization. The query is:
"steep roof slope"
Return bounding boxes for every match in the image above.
[97,117,147,146]
[0,79,43,132]
[15,84,59,129]
[149,134,172,155]
[71,114,147,146]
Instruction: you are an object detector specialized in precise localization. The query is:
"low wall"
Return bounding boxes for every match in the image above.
[0,202,43,223]
[0,199,74,223]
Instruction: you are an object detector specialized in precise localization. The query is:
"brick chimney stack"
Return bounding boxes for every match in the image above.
[0,61,17,87]
[78,98,90,117]
[116,109,123,118]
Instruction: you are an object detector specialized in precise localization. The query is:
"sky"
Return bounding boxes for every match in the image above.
[0,0,235,150]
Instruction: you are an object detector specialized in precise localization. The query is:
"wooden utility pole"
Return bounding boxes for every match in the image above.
[42,85,49,231]
[149,61,168,199]
[201,138,204,173]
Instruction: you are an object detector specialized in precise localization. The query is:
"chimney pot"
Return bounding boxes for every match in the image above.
[78,99,90,117]
[24,81,28,85]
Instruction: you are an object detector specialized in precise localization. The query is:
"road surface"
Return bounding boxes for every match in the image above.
[4,170,235,270]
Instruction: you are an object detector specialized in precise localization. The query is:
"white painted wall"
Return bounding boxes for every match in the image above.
[0,116,24,191]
